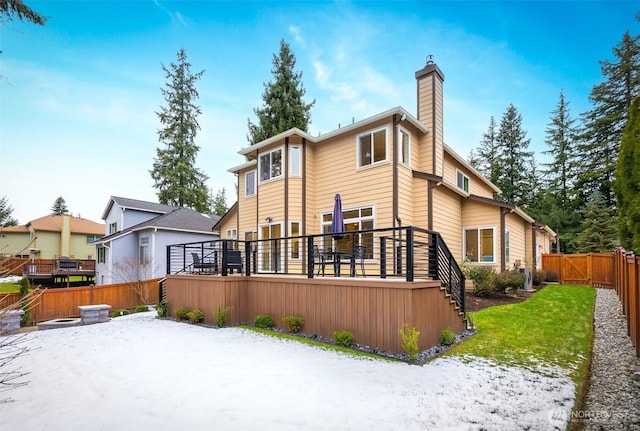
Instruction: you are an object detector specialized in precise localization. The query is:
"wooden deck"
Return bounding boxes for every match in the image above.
[164,273,467,355]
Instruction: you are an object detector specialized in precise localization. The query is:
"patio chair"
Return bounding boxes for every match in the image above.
[313,245,326,276]
[225,250,243,274]
[352,245,366,277]
[191,252,216,274]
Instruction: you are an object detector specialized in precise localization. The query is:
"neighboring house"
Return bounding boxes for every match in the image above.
[94,196,220,285]
[218,59,556,273]
[0,214,104,259]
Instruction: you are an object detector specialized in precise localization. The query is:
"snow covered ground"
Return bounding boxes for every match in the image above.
[0,311,575,430]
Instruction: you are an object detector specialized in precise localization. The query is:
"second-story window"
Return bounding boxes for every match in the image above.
[109,222,117,234]
[245,171,256,197]
[456,170,470,193]
[400,129,410,166]
[358,128,387,168]
[290,146,301,176]
[259,148,282,182]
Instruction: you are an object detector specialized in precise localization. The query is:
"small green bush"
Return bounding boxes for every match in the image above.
[135,305,150,313]
[440,327,456,346]
[175,307,190,320]
[470,266,497,296]
[187,309,205,324]
[282,315,305,333]
[399,323,420,361]
[156,300,168,318]
[494,269,526,293]
[111,309,130,318]
[533,270,547,286]
[333,330,354,347]
[254,314,275,329]
[20,310,31,327]
[19,277,30,297]
[215,305,232,328]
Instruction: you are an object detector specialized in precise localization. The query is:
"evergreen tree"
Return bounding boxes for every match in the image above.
[540,92,581,253]
[211,188,228,217]
[150,48,210,212]
[492,104,535,208]
[50,197,68,215]
[574,191,617,253]
[0,0,46,26]
[0,196,17,226]
[615,96,640,253]
[577,30,640,209]
[474,116,499,183]
[247,39,315,144]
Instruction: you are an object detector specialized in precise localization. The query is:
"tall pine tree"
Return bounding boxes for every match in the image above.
[51,197,68,215]
[150,48,210,212]
[540,91,581,252]
[575,191,617,253]
[493,104,535,208]
[247,39,315,144]
[473,116,499,183]
[577,30,640,209]
[615,96,640,253]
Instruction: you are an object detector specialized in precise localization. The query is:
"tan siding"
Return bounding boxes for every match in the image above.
[506,214,527,268]
[434,78,444,178]
[432,187,462,260]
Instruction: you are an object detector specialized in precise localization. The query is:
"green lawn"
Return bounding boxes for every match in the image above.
[0,282,21,294]
[446,284,595,385]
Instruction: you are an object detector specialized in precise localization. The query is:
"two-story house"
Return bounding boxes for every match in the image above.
[94,196,220,285]
[217,59,555,273]
[0,214,103,260]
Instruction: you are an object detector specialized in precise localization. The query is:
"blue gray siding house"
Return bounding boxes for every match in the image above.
[94,196,220,285]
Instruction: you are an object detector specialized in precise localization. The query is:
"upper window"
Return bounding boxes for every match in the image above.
[400,129,410,166]
[456,170,470,193]
[226,228,237,239]
[139,236,149,265]
[259,148,282,182]
[358,128,387,168]
[245,171,256,197]
[465,227,495,263]
[290,146,301,176]
[109,222,117,234]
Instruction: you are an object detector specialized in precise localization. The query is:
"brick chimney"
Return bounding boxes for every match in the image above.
[415,55,445,176]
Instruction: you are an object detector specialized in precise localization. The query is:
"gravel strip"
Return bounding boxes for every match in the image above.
[582,288,640,430]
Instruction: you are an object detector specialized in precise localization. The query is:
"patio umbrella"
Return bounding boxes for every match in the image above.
[331,194,345,240]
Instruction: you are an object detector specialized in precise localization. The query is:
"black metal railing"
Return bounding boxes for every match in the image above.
[166,226,465,311]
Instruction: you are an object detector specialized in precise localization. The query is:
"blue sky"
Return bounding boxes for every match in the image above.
[1,0,638,224]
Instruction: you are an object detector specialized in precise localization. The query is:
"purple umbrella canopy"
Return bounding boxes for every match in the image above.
[331,194,345,239]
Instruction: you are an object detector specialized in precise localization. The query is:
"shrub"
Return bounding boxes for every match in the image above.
[282,315,305,333]
[399,323,420,361]
[156,300,168,318]
[187,309,205,324]
[111,309,129,318]
[546,270,559,282]
[20,311,31,327]
[494,269,526,293]
[175,307,190,320]
[533,270,547,286]
[215,305,232,328]
[333,330,354,347]
[135,305,150,313]
[440,327,456,346]
[469,266,497,296]
[254,314,275,329]
[19,277,30,297]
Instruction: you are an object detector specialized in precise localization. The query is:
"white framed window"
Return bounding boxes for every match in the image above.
[505,228,510,264]
[259,147,283,182]
[290,221,300,259]
[97,247,106,264]
[139,236,149,265]
[321,206,374,259]
[456,170,470,193]
[357,128,387,168]
[290,146,301,177]
[464,227,495,263]
[226,228,237,239]
[245,171,256,197]
[109,222,117,234]
[399,128,410,166]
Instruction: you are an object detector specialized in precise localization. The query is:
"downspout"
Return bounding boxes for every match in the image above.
[500,208,506,272]
[392,114,399,228]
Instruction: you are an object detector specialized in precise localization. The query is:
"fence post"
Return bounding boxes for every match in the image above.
[406,227,414,282]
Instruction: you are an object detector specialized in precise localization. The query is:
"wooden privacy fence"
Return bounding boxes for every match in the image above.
[0,279,161,324]
[614,249,640,356]
[541,253,615,288]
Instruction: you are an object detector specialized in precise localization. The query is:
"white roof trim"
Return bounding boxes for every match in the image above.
[444,143,501,194]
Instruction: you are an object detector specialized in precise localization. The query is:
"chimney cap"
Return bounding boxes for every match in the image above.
[426,54,434,65]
